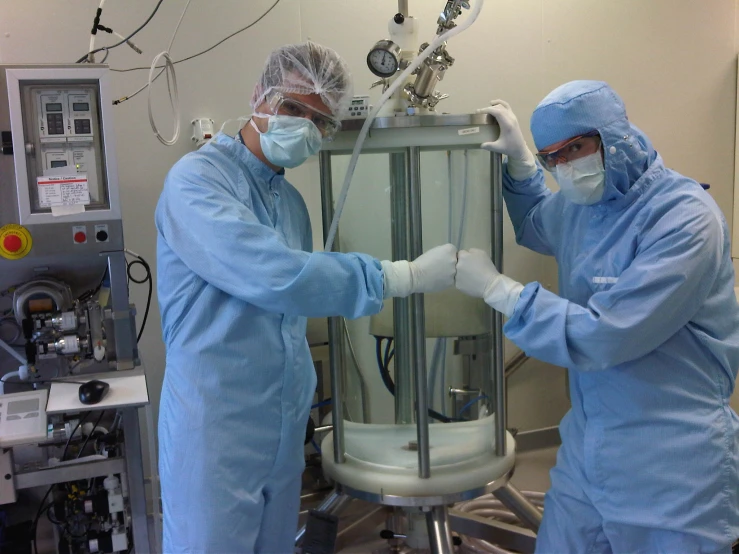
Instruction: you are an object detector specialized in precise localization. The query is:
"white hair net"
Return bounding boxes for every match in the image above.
[250,41,353,118]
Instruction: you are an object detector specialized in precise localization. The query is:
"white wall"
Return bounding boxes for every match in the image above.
[0,0,737,424]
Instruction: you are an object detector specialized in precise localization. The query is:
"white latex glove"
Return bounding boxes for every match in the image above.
[477,100,538,181]
[455,248,524,317]
[381,244,457,299]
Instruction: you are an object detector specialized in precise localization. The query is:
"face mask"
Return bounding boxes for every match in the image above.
[553,152,606,205]
[250,115,322,168]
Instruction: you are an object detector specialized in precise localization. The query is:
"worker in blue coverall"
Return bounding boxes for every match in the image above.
[456,80,739,553]
[155,41,457,553]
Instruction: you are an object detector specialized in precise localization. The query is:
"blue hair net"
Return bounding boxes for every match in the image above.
[531,81,657,199]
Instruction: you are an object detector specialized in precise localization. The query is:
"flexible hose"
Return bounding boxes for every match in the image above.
[87,0,107,63]
[147,53,179,145]
[430,149,472,416]
[0,337,26,364]
[427,334,444,412]
[323,0,485,252]
[147,0,191,145]
[0,370,20,394]
[456,491,546,553]
[427,151,455,412]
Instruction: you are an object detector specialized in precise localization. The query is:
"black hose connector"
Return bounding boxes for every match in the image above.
[394,13,405,24]
[24,341,35,364]
[91,8,103,35]
[22,318,33,339]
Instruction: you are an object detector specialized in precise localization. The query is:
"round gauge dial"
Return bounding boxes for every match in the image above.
[367,40,401,78]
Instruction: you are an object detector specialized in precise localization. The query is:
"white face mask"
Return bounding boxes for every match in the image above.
[554,152,606,205]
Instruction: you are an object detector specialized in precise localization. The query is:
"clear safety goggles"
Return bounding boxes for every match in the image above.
[535,131,601,171]
[267,92,341,138]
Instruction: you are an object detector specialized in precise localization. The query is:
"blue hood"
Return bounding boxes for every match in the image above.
[530,80,657,203]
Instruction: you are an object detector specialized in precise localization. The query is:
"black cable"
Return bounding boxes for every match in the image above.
[32,492,55,554]
[111,0,281,73]
[126,253,152,343]
[77,269,108,302]
[373,336,457,423]
[46,505,65,526]
[77,410,106,459]
[384,337,394,368]
[375,337,395,395]
[76,0,165,63]
[110,0,281,106]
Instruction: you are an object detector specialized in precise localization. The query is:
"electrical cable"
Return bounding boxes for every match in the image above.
[384,338,394,368]
[373,336,458,423]
[32,410,93,554]
[77,269,108,302]
[32,493,55,554]
[113,72,162,105]
[375,336,396,395]
[45,505,65,526]
[125,250,152,343]
[111,0,281,73]
[111,0,281,109]
[77,0,164,63]
[95,24,144,55]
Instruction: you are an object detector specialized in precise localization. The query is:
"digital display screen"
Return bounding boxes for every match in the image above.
[73,102,90,112]
[28,298,53,313]
[46,103,62,112]
[8,398,39,415]
[50,160,67,168]
[352,99,364,105]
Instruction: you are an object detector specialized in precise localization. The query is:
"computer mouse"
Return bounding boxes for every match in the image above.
[79,380,110,405]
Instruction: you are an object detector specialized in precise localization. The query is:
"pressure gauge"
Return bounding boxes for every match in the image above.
[367,40,401,78]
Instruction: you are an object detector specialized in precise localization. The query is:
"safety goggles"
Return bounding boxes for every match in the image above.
[267,92,341,138]
[535,131,601,171]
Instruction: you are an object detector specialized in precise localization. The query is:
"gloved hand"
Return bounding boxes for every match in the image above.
[455,248,524,317]
[381,244,457,298]
[477,100,538,181]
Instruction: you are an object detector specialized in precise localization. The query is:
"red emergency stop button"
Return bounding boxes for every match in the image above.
[74,232,87,244]
[0,224,32,259]
[3,234,22,253]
